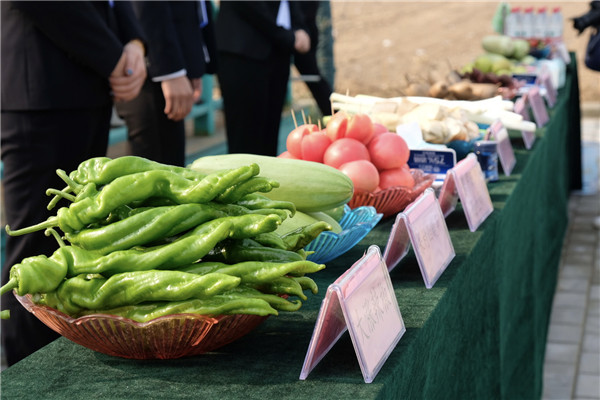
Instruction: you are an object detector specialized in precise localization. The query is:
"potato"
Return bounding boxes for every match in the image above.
[469,83,500,100]
[428,81,449,98]
[448,80,474,100]
[404,82,430,97]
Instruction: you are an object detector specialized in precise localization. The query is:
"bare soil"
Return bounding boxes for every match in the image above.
[293,1,599,106]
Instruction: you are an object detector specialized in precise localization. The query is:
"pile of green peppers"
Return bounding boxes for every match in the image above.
[1,156,331,322]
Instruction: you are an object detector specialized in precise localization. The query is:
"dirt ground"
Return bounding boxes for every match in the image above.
[293,1,600,106]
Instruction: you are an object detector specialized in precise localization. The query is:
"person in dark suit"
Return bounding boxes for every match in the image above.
[215,1,310,156]
[0,0,146,366]
[115,0,217,167]
[293,1,334,117]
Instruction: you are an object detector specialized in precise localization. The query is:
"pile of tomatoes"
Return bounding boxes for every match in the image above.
[279,112,413,193]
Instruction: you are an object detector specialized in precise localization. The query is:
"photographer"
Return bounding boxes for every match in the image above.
[573,0,600,70]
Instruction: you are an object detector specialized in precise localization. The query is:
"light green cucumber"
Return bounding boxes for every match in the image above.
[189,154,353,212]
[320,205,346,222]
[275,211,321,236]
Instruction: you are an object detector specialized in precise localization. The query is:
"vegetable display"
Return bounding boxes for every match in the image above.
[1,156,329,324]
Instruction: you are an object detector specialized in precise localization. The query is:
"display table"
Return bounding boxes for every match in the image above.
[1,56,581,400]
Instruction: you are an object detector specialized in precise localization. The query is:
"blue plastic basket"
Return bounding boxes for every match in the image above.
[305,205,383,264]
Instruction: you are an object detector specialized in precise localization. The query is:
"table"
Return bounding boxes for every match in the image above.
[0,56,581,400]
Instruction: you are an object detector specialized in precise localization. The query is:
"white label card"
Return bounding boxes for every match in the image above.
[383,188,455,288]
[514,96,536,150]
[396,121,425,149]
[489,120,516,176]
[437,154,494,232]
[299,245,405,383]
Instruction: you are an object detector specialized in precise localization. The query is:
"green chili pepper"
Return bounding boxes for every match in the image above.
[280,221,332,252]
[251,232,288,250]
[69,156,206,186]
[221,214,282,240]
[74,296,278,322]
[0,254,67,297]
[64,204,227,254]
[46,172,103,211]
[6,164,261,235]
[235,193,296,216]
[215,177,280,204]
[212,203,291,222]
[223,286,302,312]
[250,276,308,300]
[205,238,307,264]
[41,270,242,315]
[291,276,319,295]
[179,259,325,284]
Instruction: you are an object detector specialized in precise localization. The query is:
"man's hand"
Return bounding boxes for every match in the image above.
[191,78,203,103]
[294,29,311,54]
[110,40,147,102]
[161,76,194,121]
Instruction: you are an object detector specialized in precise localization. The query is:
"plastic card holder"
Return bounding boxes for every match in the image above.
[514,96,536,150]
[383,188,455,288]
[438,154,494,232]
[528,86,549,127]
[555,41,571,65]
[407,148,457,182]
[488,120,516,176]
[536,68,557,108]
[299,245,405,384]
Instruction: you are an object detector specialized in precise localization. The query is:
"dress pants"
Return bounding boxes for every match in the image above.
[1,106,111,365]
[217,50,291,156]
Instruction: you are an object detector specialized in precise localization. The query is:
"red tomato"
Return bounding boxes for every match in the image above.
[286,124,319,158]
[366,128,385,146]
[339,160,380,193]
[373,122,389,135]
[301,130,332,163]
[379,166,415,189]
[345,114,374,144]
[325,111,348,142]
[278,151,298,159]
[367,132,410,170]
[323,137,370,169]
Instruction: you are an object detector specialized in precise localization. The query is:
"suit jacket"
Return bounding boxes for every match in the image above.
[215,1,306,61]
[1,1,144,111]
[131,1,217,80]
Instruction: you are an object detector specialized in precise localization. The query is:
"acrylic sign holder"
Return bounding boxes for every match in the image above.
[537,68,557,108]
[383,188,455,288]
[513,96,536,150]
[438,154,494,232]
[528,86,549,127]
[488,120,516,177]
[299,245,405,383]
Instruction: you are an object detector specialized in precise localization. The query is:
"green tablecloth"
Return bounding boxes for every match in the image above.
[1,57,581,400]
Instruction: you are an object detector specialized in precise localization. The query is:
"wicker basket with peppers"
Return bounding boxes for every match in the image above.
[1,156,330,323]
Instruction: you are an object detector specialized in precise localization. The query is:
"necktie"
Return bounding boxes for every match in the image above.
[198,0,208,28]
